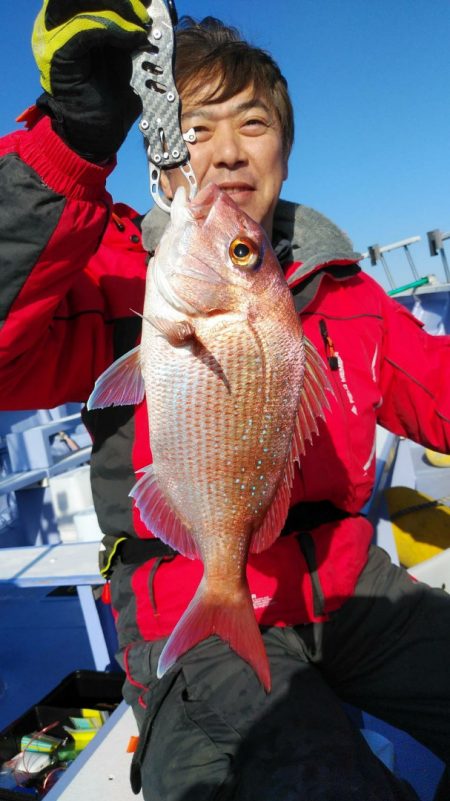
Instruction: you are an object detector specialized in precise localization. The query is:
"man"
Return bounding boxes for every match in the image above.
[1,3,450,800]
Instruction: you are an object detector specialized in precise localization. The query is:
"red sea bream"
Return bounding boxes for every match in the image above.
[88,183,330,691]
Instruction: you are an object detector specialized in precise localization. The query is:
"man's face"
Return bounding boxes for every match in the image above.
[160,84,288,238]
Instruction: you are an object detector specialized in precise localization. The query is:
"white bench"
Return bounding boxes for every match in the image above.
[0,541,109,670]
[43,701,142,801]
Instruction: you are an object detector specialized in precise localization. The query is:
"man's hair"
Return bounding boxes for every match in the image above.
[174,17,294,159]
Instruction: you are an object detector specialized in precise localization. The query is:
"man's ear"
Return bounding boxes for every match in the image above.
[160,170,174,200]
[283,158,289,182]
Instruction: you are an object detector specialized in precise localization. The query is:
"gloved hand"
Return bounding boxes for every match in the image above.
[32,1,150,162]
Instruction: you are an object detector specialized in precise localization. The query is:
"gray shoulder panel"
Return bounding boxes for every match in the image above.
[273,198,361,275]
[0,153,66,322]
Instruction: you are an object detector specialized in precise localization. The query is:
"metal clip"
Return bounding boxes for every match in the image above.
[146,144,197,213]
[131,0,197,211]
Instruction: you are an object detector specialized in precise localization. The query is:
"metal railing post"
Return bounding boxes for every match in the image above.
[427,229,450,282]
[364,236,421,289]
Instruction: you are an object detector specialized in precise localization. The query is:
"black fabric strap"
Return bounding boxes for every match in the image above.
[297,531,325,618]
[120,537,177,564]
[281,500,351,536]
[116,501,351,567]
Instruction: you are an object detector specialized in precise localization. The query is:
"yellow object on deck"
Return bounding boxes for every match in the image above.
[385,486,450,568]
[423,449,450,468]
[63,728,97,750]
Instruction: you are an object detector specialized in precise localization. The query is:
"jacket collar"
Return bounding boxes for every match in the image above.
[272,198,361,279]
[141,196,361,283]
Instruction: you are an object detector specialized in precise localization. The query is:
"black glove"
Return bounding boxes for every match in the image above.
[32,1,150,162]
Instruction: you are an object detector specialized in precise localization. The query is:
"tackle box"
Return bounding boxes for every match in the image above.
[0,670,124,800]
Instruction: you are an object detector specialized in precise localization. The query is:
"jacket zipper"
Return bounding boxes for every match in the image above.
[319,319,339,371]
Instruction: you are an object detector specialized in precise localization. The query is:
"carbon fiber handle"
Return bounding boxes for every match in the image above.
[130,0,189,169]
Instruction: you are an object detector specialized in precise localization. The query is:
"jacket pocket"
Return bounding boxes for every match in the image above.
[182,683,242,757]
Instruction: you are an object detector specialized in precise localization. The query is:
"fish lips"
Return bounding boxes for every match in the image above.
[177,183,254,230]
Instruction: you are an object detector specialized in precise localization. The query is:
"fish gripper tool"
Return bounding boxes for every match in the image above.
[130,0,197,212]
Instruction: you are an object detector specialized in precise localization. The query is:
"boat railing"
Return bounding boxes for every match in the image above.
[361,227,450,293]
[0,406,93,547]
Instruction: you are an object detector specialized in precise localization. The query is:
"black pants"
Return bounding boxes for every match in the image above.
[124,547,450,801]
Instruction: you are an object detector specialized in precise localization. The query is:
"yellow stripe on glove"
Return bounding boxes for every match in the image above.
[33,4,150,93]
[30,1,151,160]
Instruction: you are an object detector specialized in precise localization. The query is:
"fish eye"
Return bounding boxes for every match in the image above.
[229,236,262,270]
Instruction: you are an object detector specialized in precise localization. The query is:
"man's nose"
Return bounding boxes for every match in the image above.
[212,124,246,168]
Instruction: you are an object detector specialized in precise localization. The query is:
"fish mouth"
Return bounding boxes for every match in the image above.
[171,183,247,229]
[169,184,219,230]
[184,183,251,230]
[188,183,223,224]
[161,183,254,314]
[165,185,233,303]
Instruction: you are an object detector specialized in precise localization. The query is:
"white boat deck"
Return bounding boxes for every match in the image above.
[43,702,142,801]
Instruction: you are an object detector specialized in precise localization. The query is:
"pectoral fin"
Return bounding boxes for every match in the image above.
[145,314,196,346]
[87,346,144,410]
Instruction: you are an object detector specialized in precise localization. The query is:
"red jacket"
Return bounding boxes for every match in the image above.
[1,115,450,646]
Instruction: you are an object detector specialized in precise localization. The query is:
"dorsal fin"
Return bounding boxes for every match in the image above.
[250,339,332,554]
[129,465,199,559]
[292,337,332,463]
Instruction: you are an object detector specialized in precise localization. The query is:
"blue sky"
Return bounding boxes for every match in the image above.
[1,0,449,289]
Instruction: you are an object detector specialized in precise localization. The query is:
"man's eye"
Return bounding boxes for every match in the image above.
[191,126,211,141]
[242,118,269,132]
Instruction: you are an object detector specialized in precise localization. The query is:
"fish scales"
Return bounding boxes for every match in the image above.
[144,318,294,562]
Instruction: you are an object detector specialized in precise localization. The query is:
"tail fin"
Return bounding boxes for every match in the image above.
[157,579,271,692]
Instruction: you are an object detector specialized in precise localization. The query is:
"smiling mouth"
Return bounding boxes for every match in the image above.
[218,183,254,195]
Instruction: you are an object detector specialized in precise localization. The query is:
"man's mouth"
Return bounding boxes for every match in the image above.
[217,182,255,196]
